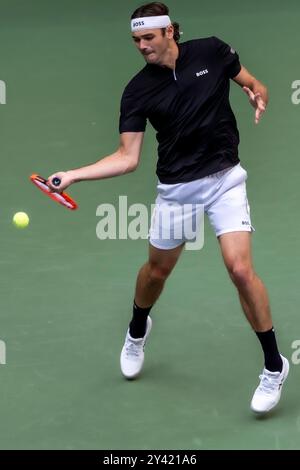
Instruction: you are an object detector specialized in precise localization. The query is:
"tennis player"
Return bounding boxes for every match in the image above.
[47,2,289,414]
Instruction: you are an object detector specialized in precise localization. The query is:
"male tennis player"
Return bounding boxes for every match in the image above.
[48,2,289,414]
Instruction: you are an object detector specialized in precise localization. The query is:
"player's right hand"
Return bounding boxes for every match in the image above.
[47,171,74,192]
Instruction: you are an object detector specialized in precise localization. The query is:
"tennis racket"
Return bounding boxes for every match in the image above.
[30,174,78,210]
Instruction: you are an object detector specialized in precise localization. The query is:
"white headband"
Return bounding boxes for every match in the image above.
[131,15,171,32]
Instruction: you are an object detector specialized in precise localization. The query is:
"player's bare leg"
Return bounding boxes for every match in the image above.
[135,243,184,308]
[218,231,272,332]
[120,243,184,379]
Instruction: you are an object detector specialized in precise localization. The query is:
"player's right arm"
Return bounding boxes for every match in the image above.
[47,131,144,191]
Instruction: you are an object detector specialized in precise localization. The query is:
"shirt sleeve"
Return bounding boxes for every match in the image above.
[119,88,147,133]
[212,36,241,79]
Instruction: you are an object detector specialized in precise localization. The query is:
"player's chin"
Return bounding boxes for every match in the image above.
[143,52,157,63]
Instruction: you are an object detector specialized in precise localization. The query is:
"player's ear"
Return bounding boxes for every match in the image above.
[165,25,174,40]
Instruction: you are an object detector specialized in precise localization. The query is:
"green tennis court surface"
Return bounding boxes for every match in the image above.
[0,0,299,450]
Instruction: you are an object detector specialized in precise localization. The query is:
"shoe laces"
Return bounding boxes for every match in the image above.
[125,338,143,358]
[258,370,281,394]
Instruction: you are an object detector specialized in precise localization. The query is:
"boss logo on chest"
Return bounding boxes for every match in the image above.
[195,69,209,77]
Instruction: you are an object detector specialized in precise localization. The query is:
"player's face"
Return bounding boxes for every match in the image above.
[132,29,170,65]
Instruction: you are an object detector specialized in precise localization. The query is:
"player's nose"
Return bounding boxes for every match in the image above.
[138,39,148,51]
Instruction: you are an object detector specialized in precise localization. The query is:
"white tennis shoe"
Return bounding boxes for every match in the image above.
[251,355,289,414]
[120,317,152,379]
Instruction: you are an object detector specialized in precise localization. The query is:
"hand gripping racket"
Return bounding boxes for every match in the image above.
[30,174,78,210]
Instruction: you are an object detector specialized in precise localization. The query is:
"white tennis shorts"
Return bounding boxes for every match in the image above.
[149,163,254,250]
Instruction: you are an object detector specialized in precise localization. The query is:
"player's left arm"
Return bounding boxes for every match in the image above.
[233,65,268,124]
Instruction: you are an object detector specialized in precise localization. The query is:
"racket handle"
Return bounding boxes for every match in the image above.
[52,177,61,187]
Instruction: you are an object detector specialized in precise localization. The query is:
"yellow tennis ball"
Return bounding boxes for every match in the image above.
[13,212,29,229]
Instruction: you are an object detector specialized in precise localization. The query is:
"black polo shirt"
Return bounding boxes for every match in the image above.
[119,36,242,184]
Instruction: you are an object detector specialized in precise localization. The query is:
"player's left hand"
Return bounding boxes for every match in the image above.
[243,86,266,124]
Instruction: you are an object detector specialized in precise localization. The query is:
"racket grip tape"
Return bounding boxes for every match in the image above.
[52,177,61,187]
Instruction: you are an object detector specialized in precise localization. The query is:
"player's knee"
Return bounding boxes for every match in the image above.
[148,262,173,283]
[228,262,254,288]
